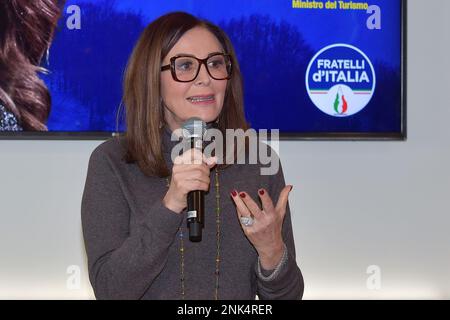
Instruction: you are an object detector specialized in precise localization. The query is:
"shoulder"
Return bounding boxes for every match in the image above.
[0,103,23,132]
[225,137,284,184]
[89,136,127,166]
[238,135,282,176]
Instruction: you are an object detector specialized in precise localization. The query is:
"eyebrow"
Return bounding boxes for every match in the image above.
[173,51,224,58]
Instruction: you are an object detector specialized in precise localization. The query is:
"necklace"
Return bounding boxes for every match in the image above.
[166,167,221,300]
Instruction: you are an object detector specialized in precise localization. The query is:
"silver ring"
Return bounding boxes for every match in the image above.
[240,216,254,227]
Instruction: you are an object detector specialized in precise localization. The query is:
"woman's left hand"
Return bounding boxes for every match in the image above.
[230,185,293,270]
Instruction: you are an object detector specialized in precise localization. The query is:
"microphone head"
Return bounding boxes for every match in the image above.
[182,117,207,139]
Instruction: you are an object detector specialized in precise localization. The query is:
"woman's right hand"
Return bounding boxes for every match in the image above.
[163,148,217,213]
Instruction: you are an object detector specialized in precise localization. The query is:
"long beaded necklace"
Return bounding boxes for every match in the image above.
[165,167,221,300]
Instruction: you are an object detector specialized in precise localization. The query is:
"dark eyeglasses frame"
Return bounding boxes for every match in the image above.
[161,52,233,82]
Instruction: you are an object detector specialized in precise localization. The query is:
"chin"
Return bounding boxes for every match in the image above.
[186,111,220,124]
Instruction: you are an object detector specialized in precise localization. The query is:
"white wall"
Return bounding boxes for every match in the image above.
[1,0,449,299]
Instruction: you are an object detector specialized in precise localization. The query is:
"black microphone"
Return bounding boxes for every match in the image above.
[182,117,207,242]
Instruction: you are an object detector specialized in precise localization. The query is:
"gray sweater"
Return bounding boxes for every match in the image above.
[81,128,304,300]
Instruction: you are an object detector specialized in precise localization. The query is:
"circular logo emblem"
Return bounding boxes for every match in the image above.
[306,44,376,117]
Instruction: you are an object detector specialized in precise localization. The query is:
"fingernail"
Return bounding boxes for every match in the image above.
[231,190,237,197]
[258,189,265,196]
[289,185,293,192]
[239,192,246,198]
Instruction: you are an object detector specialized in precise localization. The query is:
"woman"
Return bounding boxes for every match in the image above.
[0,0,62,131]
[81,11,304,300]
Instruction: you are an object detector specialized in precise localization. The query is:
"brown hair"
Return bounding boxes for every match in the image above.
[123,11,249,177]
[0,0,63,131]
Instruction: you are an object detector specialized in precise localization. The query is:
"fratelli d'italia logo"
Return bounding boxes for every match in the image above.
[306,44,376,117]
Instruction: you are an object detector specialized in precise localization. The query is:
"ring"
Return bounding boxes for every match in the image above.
[240,216,254,227]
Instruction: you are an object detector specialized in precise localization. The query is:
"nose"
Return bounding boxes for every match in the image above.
[194,62,211,86]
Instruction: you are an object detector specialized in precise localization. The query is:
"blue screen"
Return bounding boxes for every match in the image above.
[43,0,404,138]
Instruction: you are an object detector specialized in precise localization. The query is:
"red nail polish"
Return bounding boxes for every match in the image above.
[259,189,265,196]
[231,190,237,197]
[239,192,246,198]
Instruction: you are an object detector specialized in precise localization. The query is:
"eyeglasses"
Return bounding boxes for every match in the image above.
[161,52,232,82]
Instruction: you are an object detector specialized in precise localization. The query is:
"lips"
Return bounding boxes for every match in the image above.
[186,94,215,103]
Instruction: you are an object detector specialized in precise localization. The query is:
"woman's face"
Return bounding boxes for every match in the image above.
[161,27,228,131]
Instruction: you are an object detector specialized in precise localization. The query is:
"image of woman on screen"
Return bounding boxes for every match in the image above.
[0,0,62,131]
[81,11,304,300]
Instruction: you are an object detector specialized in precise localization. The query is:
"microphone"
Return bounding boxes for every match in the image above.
[182,117,207,242]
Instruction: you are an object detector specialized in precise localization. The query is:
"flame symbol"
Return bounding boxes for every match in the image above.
[341,95,348,114]
[333,92,340,114]
[333,86,348,114]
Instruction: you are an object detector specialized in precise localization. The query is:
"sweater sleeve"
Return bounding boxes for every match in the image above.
[81,146,183,300]
[256,156,305,300]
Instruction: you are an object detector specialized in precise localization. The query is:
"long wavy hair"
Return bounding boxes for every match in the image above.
[123,12,249,177]
[0,0,63,131]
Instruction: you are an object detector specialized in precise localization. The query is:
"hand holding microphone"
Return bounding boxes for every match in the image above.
[163,149,217,214]
[162,118,216,242]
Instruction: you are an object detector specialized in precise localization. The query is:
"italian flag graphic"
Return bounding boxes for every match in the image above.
[333,86,348,114]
